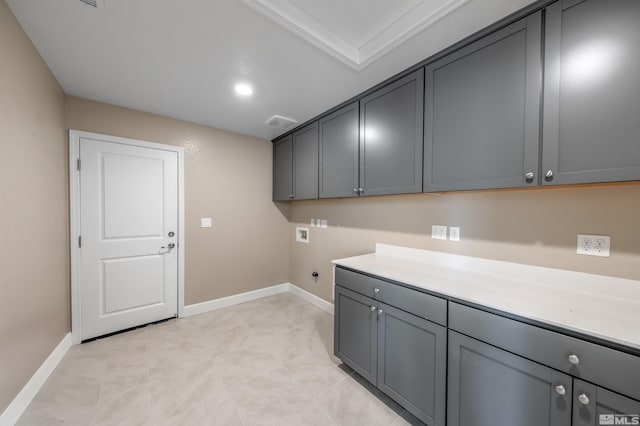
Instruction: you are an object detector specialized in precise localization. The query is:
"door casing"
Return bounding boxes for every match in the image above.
[69,130,185,345]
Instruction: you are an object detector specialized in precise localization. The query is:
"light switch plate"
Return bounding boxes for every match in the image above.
[201,218,212,228]
[320,219,328,228]
[449,226,460,241]
[310,218,316,227]
[432,225,447,240]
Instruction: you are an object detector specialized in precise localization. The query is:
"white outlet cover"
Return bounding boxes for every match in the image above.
[449,226,460,242]
[310,218,315,227]
[577,234,610,257]
[432,225,447,240]
[320,219,328,228]
[201,218,212,228]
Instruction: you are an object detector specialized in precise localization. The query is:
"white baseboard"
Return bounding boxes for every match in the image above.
[288,284,334,315]
[183,282,334,318]
[0,333,72,426]
[183,283,290,317]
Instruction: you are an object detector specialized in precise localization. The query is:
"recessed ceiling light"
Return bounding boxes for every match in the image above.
[235,83,254,96]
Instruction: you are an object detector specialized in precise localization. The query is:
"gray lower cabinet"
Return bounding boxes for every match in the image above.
[334,283,446,426]
[359,69,424,196]
[319,102,359,198]
[573,379,640,426]
[447,330,573,426]
[424,12,542,192]
[377,303,446,426]
[542,0,640,185]
[272,123,318,201]
[334,285,377,383]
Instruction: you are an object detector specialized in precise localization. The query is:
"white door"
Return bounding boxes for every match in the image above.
[79,136,178,340]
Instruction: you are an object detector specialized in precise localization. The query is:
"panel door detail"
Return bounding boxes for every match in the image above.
[292,122,319,200]
[542,0,640,185]
[273,135,293,201]
[448,330,572,426]
[573,379,640,426]
[424,13,542,192]
[360,69,424,196]
[319,102,359,198]
[80,137,178,340]
[334,285,378,384]
[377,303,446,426]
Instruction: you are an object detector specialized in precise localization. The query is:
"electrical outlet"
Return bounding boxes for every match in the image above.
[577,234,610,257]
[449,227,460,242]
[432,225,447,240]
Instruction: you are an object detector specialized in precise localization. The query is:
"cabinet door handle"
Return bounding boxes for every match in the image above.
[578,393,590,406]
[358,187,364,194]
[525,172,534,182]
[568,354,580,365]
[555,385,566,395]
[545,170,554,181]
[373,288,380,294]
[377,309,383,315]
[353,188,359,193]
[370,306,376,312]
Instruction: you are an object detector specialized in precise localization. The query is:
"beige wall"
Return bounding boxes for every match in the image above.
[0,0,68,413]
[65,96,290,305]
[288,184,640,302]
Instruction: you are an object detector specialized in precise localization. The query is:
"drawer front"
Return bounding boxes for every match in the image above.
[335,267,447,326]
[449,302,640,400]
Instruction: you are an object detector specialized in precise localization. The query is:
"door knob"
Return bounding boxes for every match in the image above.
[161,243,175,249]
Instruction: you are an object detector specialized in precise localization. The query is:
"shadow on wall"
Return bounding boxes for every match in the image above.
[286,182,640,256]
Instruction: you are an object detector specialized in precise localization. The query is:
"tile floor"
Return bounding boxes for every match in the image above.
[17,292,424,425]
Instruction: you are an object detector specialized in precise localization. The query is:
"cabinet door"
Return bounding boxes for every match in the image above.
[292,123,319,200]
[377,303,446,426]
[542,0,640,185]
[448,331,572,426]
[424,13,542,192]
[573,379,640,426]
[359,69,424,196]
[273,135,293,201]
[319,102,359,198]
[334,285,378,384]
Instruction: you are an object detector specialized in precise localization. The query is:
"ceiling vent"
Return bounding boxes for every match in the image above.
[265,115,298,130]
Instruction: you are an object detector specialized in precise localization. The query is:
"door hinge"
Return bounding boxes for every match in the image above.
[77,159,81,171]
[78,235,82,248]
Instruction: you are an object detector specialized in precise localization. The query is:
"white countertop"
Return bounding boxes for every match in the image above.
[332,244,640,352]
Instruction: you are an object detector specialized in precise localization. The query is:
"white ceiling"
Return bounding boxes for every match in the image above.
[7,0,538,140]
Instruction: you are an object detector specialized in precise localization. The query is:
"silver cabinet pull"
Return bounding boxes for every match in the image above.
[370,306,376,312]
[525,172,534,180]
[568,354,580,365]
[545,170,554,181]
[578,393,590,405]
[373,288,380,294]
[555,385,566,395]
[358,187,364,193]
[377,309,383,315]
[353,188,359,193]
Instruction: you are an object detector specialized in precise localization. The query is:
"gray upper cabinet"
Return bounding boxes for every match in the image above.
[319,102,359,198]
[360,69,424,196]
[272,135,293,201]
[292,122,319,200]
[448,330,572,426]
[272,123,318,201]
[542,0,640,185]
[424,13,542,192]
